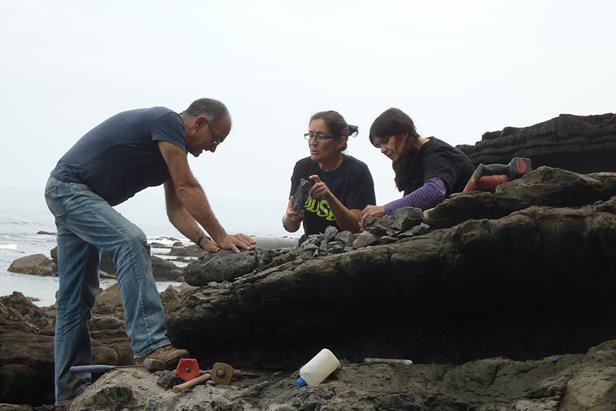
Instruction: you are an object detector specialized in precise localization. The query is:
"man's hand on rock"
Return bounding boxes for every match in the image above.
[217,234,256,253]
[198,237,220,253]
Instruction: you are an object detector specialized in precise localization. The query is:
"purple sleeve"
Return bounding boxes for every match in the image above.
[384,177,447,214]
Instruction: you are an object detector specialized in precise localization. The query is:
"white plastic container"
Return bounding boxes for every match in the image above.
[296,348,341,387]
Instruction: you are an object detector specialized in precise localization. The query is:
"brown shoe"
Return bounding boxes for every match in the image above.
[135,345,189,370]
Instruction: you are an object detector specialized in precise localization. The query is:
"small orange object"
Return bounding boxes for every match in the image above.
[176,358,200,382]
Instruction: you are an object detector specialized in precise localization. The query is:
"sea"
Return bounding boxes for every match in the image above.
[0,185,292,307]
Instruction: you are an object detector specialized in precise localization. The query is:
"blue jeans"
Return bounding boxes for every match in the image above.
[44,176,170,405]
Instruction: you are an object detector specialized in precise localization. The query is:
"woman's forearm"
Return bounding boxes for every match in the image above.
[384,177,447,214]
[326,194,361,233]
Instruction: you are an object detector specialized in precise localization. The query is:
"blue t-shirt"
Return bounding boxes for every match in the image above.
[51,107,185,206]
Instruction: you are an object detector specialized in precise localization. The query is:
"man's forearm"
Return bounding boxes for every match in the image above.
[168,206,206,245]
[175,183,227,242]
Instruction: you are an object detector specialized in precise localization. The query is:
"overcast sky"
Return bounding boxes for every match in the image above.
[1,1,614,235]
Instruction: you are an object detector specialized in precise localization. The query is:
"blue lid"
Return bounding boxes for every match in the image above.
[296,377,306,387]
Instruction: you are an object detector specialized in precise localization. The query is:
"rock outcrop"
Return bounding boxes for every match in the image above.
[0,283,191,406]
[167,167,616,371]
[458,113,616,173]
[184,210,431,287]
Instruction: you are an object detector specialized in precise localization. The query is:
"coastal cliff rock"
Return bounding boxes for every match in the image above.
[2,111,616,409]
[457,113,616,173]
[167,167,616,370]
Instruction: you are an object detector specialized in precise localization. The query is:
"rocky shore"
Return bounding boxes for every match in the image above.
[1,113,616,410]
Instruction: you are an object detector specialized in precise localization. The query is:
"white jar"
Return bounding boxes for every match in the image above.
[297,348,341,387]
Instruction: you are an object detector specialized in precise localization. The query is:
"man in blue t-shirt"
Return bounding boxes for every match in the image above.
[45,98,256,406]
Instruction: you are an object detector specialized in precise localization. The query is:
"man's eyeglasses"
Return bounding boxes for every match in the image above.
[304,132,335,142]
[206,121,225,146]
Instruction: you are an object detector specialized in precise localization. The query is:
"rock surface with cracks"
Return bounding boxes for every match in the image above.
[166,168,616,373]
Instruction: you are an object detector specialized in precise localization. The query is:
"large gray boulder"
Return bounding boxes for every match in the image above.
[7,254,55,277]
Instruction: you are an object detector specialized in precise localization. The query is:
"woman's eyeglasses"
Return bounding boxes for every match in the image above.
[304,132,335,142]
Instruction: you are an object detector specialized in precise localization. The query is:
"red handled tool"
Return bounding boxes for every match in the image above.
[463,157,532,192]
[176,358,201,382]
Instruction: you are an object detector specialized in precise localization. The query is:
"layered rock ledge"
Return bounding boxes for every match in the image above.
[457,113,616,173]
[167,167,616,370]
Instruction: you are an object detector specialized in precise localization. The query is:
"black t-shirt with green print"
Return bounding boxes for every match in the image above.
[289,155,376,238]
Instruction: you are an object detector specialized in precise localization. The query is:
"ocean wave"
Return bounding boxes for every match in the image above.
[0,244,18,250]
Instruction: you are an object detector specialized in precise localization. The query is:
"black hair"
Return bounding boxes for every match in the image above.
[369,108,421,192]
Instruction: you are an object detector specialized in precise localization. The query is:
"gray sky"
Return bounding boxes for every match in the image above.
[1,1,614,235]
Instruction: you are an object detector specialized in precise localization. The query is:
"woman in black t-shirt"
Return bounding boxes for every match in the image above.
[361,108,473,223]
[283,111,376,239]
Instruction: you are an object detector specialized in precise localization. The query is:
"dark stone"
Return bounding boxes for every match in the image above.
[184,251,259,285]
[389,207,424,232]
[457,113,616,173]
[425,167,616,228]
[292,178,311,213]
[353,231,377,248]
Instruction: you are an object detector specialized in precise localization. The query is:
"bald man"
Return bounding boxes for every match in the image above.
[45,98,255,406]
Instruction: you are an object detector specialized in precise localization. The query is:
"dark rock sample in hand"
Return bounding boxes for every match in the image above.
[292,178,311,213]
